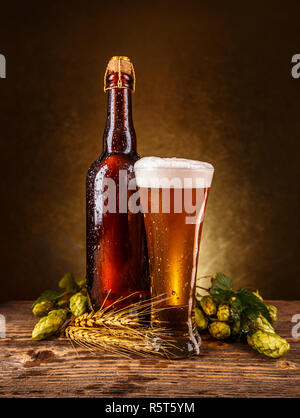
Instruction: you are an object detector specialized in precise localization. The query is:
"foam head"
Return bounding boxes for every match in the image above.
[134,157,214,188]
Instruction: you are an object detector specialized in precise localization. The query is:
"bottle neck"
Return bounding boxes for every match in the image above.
[103,88,136,154]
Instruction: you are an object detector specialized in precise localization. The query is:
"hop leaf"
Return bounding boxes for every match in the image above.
[57,293,73,308]
[32,290,60,307]
[210,273,234,303]
[236,288,272,324]
[247,331,290,358]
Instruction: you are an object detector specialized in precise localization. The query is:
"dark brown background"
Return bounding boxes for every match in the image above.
[0,0,299,301]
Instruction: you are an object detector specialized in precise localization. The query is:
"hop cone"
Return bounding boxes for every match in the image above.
[195,307,208,330]
[266,305,277,322]
[252,290,263,301]
[32,300,54,317]
[247,330,290,358]
[209,321,231,340]
[254,313,275,333]
[32,309,68,340]
[70,292,88,317]
[217,304,230,322]
[200,296,217,316]
[59,272,79,293]
[231,320,241,336]
[77,280,87,294]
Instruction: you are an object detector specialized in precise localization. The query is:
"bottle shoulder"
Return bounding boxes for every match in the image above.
[88,152,139,169]
[87,152,140,183]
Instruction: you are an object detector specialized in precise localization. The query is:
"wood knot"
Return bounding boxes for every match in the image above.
[275,359,298,370]
[24,350,55,367]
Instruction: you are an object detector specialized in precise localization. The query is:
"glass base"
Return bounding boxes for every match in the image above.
[151,306,201,359]
[157,328,202,359]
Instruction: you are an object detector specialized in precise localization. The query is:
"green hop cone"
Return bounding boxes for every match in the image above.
[59,272,79,293]
[195,307,208,331]
[208,321,231,340]
[32,309,68,341]
[32,300,55,317]
[242,313,275,335]
[217,304,230,322]
[77,280,87,296]
[200,296,217,316]
[247,330,290,358]
[70,292,88,317]
[77,279,86,289]
[252,290,263,301]
[266,305,277,322]
[254,313,275,333]
[231,320,241,336]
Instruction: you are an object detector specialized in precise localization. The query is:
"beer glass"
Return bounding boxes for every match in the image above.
[134,157,214,357]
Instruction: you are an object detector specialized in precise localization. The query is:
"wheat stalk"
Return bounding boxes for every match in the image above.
[74,310,140,328]
[75,293,171,332]
[65,326,169,357]
[65,293,179,357]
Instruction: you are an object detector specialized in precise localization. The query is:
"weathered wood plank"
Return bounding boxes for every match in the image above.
[0,300,299,398]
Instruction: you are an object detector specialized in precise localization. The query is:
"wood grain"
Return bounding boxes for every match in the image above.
[0,300,299,398]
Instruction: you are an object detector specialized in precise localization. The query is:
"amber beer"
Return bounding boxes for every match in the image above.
[135,157,214,356]
[86,57,149,310]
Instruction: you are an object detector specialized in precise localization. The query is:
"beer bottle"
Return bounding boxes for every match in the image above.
[86,56,149,310]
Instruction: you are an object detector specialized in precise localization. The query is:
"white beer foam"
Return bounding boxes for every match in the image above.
[134,157,214,188]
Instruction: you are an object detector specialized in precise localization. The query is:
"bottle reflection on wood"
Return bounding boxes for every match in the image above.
[86,56,149,311]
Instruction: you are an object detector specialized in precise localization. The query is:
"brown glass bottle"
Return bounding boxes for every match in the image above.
[86,56,149,311]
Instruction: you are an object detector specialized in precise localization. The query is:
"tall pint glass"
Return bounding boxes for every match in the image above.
[134,157,214,357]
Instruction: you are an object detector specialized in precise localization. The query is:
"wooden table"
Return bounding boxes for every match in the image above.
[0,300,299,398]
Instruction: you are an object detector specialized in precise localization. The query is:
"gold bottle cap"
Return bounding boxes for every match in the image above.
[104,56,136,93]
